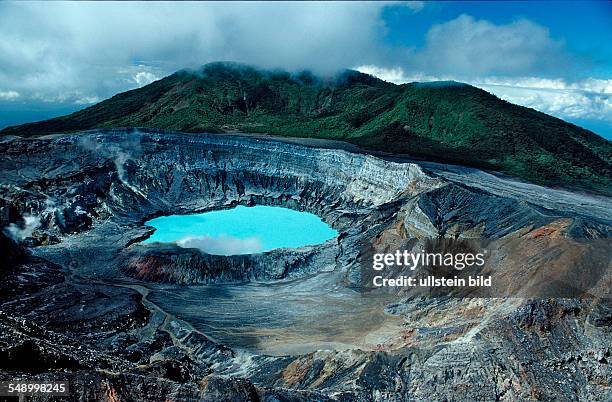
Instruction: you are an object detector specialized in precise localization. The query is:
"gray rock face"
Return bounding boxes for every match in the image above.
[0,129,610,401]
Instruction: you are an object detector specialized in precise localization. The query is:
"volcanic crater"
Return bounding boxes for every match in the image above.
[1,129,611,400]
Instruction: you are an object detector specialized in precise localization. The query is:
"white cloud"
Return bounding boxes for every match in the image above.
[356,65,442,84]
[402,1,425,13]
[176,234,263,255]
[0,1,607,134]
[0,2,400,104]
[355,65,410,84]
[133,71,159,87]
[309,13,612,125]
[74,95,101,105]
[405,14,567,77]
[477,78,612,122]
[356,65,612,125]
[0,90,19,100]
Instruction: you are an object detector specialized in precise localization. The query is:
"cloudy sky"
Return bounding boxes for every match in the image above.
[1,1,611,138]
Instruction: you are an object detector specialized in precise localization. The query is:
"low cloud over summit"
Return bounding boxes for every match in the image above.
[0,1,610,136]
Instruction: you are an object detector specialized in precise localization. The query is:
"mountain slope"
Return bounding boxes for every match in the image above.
[2,62,611,194]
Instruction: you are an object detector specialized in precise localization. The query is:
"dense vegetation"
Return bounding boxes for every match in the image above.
[3,62,611,194]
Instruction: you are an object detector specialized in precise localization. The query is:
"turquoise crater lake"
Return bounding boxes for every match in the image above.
[142,205,338,255]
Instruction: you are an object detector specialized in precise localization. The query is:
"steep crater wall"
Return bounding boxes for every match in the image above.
[1,129,609,287]
[0,130,441,283]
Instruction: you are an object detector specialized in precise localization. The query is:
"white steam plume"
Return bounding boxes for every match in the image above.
[3,214,41,241]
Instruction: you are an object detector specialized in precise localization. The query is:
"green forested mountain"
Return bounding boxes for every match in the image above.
[2,62,611,194]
